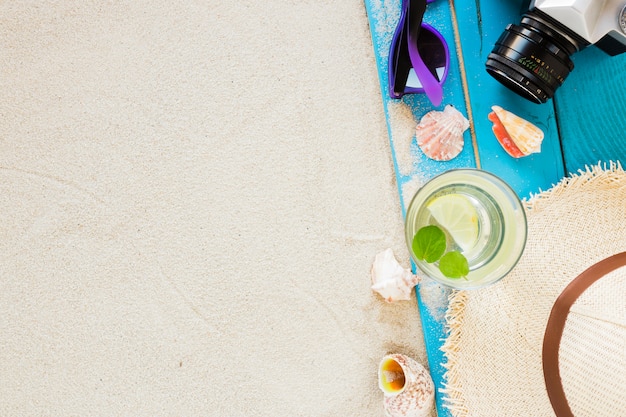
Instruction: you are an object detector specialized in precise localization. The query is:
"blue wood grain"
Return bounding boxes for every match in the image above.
[364,1,473,415]
[554,48,626,172]
[453,0,565,198]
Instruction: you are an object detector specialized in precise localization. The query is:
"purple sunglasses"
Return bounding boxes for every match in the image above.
[388,0,450,106]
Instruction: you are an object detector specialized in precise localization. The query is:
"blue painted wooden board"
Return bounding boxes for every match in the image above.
[459,0,626,176]
[454,0,565,197]
[364,4,475,414]
[364,0,626,415]
[555,47,626,171]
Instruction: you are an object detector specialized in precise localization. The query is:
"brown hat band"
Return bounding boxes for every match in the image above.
[542,251,626,417]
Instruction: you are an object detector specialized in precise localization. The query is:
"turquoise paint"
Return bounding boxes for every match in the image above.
[454,0,565,198]
[555,48,626,171]
[364,1,472,415]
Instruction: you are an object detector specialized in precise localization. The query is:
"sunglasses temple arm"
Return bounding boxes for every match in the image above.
[407,0,443,106]
[388,0,411,98]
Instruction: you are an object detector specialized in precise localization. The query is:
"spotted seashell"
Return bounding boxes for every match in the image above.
[415,105,469,161]
[371,248,421,303]
[379,353,435,417]
[489,105,544,157]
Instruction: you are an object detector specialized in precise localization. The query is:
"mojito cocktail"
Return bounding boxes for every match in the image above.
[405,169,527,289]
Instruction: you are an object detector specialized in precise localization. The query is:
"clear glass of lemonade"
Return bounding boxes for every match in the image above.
[405,169,527,289]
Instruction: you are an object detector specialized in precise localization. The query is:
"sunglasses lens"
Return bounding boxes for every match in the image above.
[406,27,448,89]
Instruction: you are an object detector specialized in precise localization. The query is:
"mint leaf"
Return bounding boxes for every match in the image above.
[439,251,469,279]
[412,225,446,263]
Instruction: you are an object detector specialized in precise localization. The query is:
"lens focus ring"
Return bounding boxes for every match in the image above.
[485,10,583,103]
[486,54,550,103]
[504,24,574,70]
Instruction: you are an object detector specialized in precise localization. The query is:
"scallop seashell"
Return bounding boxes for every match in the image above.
[415,105,469,161]
[490,105,544,157]
[371,248,421,303]
[378,353,435,417]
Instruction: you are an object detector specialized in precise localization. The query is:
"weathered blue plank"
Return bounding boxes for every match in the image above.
[364,0,475,192]
[554,48,626,172]
[364,1,473,415]
[454,0,565,198]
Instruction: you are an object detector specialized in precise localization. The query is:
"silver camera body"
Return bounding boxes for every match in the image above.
[532,0,626,55]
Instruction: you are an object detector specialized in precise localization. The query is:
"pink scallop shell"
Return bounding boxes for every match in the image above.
[416,105,469,161]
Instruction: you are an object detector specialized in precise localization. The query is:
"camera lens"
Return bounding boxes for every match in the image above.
[486,9,588,103]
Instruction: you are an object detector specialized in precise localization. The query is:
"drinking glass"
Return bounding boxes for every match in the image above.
[405,169,527,289]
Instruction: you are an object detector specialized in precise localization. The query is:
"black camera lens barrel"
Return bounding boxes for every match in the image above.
[487,23,573,102]
[486,9,589,103]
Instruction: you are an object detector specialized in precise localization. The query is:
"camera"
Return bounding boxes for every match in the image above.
[486,0,626,103]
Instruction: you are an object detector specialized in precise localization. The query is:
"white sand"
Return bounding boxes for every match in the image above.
[0,1,429,415]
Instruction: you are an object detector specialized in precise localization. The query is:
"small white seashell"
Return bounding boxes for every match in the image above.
[378,353,435,417]
[415,105,470,161]
[371,248,421,302]
[491,105,544,156]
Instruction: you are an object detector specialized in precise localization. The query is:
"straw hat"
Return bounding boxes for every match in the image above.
[441,162,626,417]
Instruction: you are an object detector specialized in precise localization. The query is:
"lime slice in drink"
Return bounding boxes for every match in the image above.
[427,194,479,252]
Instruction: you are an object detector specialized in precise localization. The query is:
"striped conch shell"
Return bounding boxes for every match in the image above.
[489,105,544,158]
[416,105,469,161]
[371,248,421,303]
